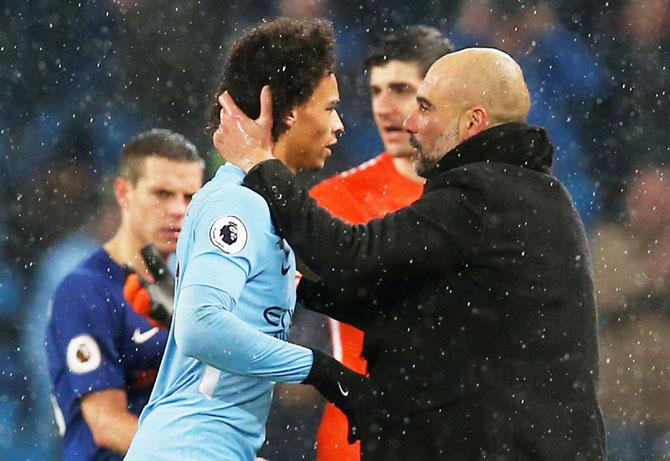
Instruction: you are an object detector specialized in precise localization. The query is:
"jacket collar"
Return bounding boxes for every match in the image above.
[425,123,554,183]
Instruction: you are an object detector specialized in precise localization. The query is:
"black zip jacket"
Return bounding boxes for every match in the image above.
[244,123,605,460]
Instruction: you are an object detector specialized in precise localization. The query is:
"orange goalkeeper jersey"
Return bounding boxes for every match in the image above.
[308,152,424,461]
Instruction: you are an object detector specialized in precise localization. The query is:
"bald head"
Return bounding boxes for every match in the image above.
[405,47,532,177]
[426,48,530,124]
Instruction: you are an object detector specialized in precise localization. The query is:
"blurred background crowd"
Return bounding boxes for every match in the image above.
[0,0,668,459]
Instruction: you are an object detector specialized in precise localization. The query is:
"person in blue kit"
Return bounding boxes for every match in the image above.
[45,128,205,460]
[125,19,373,461]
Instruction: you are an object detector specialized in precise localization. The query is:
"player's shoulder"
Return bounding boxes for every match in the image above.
[188,170,272,248]
[341,152,391,178]
[323,153,388,184]
[197,185,270,223]
[311,153,388,199]
[55,248,109,288]
[193,168,269,218]
[51,248,117,311]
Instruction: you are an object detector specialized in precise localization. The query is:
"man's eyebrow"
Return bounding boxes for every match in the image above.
[388,82,415,91]
[416,95,433,108]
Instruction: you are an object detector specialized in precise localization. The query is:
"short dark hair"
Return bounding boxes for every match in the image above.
[120,128,202,184]
[209,18,337,140]
[364,25,454,77]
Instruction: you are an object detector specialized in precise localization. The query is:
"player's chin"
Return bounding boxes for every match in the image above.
[303,152,329,171]
[317,154,329,170]
[302,162,325,172]
[386,144,414,158]
[154,235,178,254]
[382,131,409,146]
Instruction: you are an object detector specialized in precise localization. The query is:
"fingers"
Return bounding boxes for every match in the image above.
[132,288,153,317]
[124,274,152,316]
[212,94,231,152]
[123,273,143,300]
[256,85,273,131]
[216,91,253,135]
[217,88,273,136]
[212,88,275,170]
[218,91,241,119]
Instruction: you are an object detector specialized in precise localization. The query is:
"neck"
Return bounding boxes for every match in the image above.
[103,220,152,279]
[272,140,298,175]
[392,155,424,184]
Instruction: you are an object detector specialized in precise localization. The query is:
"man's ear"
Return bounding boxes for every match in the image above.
[460,107,489,141]
[114,177,131,209]
[284,110,297,128]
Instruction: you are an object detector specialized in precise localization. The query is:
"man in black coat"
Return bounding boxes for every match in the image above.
[213,48,605,460]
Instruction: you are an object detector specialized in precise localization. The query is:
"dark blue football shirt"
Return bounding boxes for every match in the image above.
[45,247,168,461]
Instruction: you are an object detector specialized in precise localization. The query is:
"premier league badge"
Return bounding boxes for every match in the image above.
[210,215,248,254]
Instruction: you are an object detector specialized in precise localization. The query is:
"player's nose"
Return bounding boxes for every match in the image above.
[372,90,396,118]
[332,110,344,136]
[169,195,189,217]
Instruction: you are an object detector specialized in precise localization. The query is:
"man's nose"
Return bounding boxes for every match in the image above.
[403,111,418,133]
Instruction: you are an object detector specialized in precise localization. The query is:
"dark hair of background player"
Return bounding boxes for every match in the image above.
[364,25,454,77]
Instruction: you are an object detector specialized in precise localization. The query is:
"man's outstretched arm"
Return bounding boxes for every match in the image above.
[297,278,375,329]
[244,159,466,282]
[213,90,481,284]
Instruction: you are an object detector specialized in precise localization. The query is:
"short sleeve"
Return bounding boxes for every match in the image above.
[49,272,125,397]
[180,189,271,302]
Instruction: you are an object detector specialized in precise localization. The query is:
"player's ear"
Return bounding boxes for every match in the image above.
[114,177,131,209]
[284,110,297,128]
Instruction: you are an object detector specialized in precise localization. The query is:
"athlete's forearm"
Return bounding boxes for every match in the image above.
[174,284,312,383]
[99,412,138,455]
[81,389,138,455]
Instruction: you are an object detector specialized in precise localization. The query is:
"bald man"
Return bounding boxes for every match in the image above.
[214,48,605,459]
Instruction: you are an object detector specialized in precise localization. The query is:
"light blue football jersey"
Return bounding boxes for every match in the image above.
[125,164,314,461]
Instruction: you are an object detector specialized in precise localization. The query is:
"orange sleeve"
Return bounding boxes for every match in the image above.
[310,155,422,461]
[310,177,366,461]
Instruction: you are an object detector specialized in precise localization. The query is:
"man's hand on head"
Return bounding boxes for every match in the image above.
[213,85,275,173]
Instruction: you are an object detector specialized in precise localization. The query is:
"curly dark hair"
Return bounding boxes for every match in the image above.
[364,25,454,78]
[208,18,336,141]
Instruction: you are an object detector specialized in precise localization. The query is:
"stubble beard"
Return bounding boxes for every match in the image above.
[410,128,458,177]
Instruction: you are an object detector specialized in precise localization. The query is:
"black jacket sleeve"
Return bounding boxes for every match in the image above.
[296,278,375,329]
[244,159,483,283]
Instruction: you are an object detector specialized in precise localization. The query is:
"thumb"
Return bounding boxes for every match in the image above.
[256,85,274,136]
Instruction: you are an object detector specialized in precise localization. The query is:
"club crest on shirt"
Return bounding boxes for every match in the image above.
[66,334,102,374]
[210,215,247,254]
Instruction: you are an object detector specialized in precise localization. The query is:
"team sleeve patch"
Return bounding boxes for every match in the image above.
[209,215,248,254]
[66,334,102,374]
